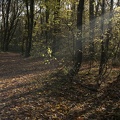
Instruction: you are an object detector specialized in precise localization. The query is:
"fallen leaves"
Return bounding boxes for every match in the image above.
[0,53,120,120]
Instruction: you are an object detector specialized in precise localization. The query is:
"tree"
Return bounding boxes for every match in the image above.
[0,0,20,51]
[98,0,114,85]
[45,0,49,46]
[89,0,95,66]
[24,0,34,57]
[52,0,61,56]
[68,0,85,78]
[99,0,105,77]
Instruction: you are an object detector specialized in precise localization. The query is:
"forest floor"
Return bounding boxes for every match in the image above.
[0,52,120,120]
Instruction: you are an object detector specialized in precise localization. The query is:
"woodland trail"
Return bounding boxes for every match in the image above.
[0,52,60,119]
[0,52,57,79]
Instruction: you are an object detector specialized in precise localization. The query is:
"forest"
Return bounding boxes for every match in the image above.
[0,0,120,120]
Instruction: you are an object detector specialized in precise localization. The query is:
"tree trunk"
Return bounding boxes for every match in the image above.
[25,0,34,57]
[45,0,49,46]
[1,0,19,51]
[52,0,60,56]
[99,0,113,76]
[3,0,11,51]
[99,0,105,76]
[68,0,84,78]
[89,0,95,65]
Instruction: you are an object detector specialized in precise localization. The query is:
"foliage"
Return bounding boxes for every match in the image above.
[0,1,120,119]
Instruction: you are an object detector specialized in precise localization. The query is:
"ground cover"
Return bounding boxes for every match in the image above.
[0,53,120,120]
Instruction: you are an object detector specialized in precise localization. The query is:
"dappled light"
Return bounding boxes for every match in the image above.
[0,53,119,119]
[0,0,120,119]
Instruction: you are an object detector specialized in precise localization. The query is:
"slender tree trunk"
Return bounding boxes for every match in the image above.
[1,0,19,51]
[28,0,34,55]
[89,0,95,67]
[25,0,29,57]
[99,0,113,77]
[75,0,84,72]
[68,0,84,78]
[52,0,60,56]
[45,0,49,46]
[25,0,34,57]
[105,0,113,52]
[3,0,11,51]
[99,0,105,76]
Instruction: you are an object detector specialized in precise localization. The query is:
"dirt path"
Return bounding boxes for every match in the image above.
[0,52,61,120]
[0,52,57,79]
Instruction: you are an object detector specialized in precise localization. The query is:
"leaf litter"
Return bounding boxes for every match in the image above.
[0,52,120,120]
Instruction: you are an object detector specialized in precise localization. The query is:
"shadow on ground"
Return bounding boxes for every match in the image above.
[0,53,120,120]
[0,52,57,79]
